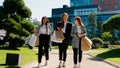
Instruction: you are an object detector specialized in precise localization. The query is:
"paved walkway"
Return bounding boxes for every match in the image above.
[23,50,117,68]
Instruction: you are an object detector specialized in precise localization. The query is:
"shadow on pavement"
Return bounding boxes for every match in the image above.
[87,57,102,61]
[0,64,21,68]
[96,49,120,59]
[0,47,20,51]
[32,64,46,68]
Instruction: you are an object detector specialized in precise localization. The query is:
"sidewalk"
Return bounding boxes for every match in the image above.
[22,50,117,68]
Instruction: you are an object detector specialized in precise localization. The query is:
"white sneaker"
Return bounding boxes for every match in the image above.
[78,63,81,68]
[73,64,77,68]
[38,63,40,68]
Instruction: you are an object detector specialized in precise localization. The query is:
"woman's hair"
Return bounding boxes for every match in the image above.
[61,12,68,21]
[41,16,49,27]
[40,16,49,32]
[74,16,82,25]
[55,23,63,31]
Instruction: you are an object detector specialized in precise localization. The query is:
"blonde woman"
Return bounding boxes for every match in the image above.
[57,12,72,67]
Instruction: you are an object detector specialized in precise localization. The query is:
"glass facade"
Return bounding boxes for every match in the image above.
[118,0,120,2]
[70,0,93,7]
[74,8,97,16]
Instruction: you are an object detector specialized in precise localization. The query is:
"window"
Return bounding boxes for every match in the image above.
[101,0,104,3]
[118,0,120,2]
[114,4,118,10]
[104,5,106,11]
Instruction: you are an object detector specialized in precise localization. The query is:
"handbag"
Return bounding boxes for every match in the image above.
[35,36,39,46]
[81,36,92,51]
[28,34,37,47]
[55,31,65,41]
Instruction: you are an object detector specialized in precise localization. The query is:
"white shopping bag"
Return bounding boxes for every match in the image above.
[28,34,37,47]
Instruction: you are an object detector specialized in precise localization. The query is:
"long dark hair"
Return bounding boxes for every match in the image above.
[40,16,49,27]
[40,16,49,33]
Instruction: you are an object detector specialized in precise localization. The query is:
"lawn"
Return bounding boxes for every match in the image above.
[90,48,120,65]
[0,47,38,68]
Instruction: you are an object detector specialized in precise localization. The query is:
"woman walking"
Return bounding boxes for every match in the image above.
[58,12,72,67]
[36,16,52,68]
[71,16,86,68]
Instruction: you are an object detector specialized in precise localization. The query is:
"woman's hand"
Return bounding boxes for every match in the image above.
[47,23,51,28]
[77,33,85,38]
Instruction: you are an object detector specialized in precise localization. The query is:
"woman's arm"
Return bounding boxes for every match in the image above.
[71,26,78,38]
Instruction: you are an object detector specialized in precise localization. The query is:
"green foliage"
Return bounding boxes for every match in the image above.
[21,19,34,33]
[91,38,104,48]
[92,38,104,44]
[17,6,32,18]
[102,14,120,32]
[3,18,21,34]
[90,49,120,64]
[103,42,110,48]
[0,0,34,47]
[21,28,30,37]
[9,33,24,47]
[0,47,37,68]
[88,12,97,38]
[32,18,41,28]
[11,15,22,22]
[88,12,97,26]
[101,32,112,42]
[0,6,5,20]
[3,0,25,14]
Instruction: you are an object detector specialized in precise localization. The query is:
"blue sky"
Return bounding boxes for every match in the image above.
[0,0,70,21]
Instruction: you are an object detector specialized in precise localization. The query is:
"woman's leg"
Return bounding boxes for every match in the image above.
[62,43,68,62]
[73,48,78,64]
[58,43,63,61]
[38,45,43,64]
[62,43,68,67]
[58,43,63,67]
[79,38,82,63]
[44,44,49,61]
[44,35,50,65]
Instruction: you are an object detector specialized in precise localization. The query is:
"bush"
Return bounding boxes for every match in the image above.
[8,33,25,48]
[112,45,120,49]
[91,38,104,48]
[102,42,110,48]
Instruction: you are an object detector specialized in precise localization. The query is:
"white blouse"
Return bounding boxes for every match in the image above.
[77,26,81,33]
[39,25,51,35]
[62,22,67,33]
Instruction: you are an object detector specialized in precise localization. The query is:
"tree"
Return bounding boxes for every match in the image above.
[88,12,97,38]
[102,14,120,32]
[0,0,34,47]
[32,18,41,28]
[101,32,112,43]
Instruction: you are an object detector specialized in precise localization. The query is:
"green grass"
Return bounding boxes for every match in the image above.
[0,47,37,68]
[90,48,120,64]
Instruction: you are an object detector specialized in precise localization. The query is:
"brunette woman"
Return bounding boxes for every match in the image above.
[36,16,52,68]
[71,16,86,68]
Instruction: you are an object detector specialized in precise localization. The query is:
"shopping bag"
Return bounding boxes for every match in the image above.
[55,31,65,41]
[81,36,92,51]
[51,31,57,42]
[28,34,37,47]
[35,36,39,46]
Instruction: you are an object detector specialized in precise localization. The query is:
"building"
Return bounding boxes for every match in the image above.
[70,0,120,11]
[48,0,120,39]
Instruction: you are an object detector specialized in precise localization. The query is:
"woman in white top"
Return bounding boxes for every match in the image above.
[37,16,52,68]
[71,16,86,68]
